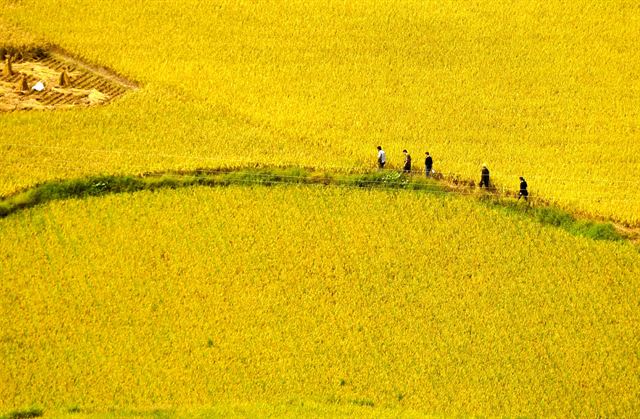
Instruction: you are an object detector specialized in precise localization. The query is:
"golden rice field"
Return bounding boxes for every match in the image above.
[1,186,640,417]
[1,0,640,416]
[1,0,639,224]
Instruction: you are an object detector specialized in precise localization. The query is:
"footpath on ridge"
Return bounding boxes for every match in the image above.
[0,166,638,246]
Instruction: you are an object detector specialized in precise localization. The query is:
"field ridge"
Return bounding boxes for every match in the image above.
[1,166,635,245]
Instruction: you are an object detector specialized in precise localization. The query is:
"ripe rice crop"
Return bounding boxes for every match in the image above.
[1,186,639,416]
[0,0,638,224]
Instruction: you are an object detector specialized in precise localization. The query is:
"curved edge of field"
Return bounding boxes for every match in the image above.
[0,167,635,246]
[48,45,141,90]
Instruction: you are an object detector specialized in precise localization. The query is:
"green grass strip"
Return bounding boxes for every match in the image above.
[0,167,629,244]
[0,407,43,419]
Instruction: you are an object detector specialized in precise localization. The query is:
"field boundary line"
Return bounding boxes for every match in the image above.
[0,167,637,245]
[48,45,140,90]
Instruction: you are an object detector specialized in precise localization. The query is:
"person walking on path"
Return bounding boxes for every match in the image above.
[518,176,529,201]
[425,152,433,177]
[403,150,412,173]
[479,164,490,188]
[377,146,386,169]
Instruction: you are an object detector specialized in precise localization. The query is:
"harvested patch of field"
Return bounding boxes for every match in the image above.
[0,48,134,112]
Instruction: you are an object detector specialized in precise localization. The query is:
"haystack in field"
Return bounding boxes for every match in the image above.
[59,67,71,87]
[16,74,29,92]
[3,54,14,77]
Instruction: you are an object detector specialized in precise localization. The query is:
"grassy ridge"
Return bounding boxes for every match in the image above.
[0,168,627,243]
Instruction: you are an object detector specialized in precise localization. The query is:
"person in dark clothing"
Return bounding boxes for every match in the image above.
[403,150,412,173]
[376,146,386,169]
[518,176,529,201]
[425,152,433,177]
[479,164,490,188]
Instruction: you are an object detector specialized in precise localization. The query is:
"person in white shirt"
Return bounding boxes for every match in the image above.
[377,146,386,169]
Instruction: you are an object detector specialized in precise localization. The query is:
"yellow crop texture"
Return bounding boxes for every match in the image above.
[0,21,37,46]
[1,186,639,416]
[0,0,639,225]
